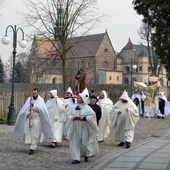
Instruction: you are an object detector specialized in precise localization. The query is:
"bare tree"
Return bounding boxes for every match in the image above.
[0,0,5,17]
[0,0,5,7]
[138,22,162,78]
[22,0,104,93]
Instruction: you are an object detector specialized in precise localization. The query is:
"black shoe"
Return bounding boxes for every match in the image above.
[157,116,161,119]
[162,116,165,119]
[117,142,125,146]
[28,149,34,155]
[84,156,89,162]
[126,142,131,149]
[98,140,104,143]
[72,160,80,164]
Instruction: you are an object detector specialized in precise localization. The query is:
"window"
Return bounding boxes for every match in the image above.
[52,78,56,84]
[103,61,109,69]
[117,76,119,80]
[109,76,111,80]
[87,61,90,67]
[139,66,142,71]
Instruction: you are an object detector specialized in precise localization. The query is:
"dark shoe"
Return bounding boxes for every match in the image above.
[84,156,89,162]
[162,116,164,119]
[98,140,104,143]
[72,160,80,164]
[28,149,34,155]
[51,142,57,148]
[157,116,160,119]
[126,142,131,149]
[117,142,125,146]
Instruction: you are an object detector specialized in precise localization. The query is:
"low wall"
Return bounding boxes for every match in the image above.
[0,83,169,115]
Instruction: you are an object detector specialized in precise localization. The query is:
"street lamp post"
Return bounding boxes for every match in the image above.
[1,25,27,125]
[130,58,137,97]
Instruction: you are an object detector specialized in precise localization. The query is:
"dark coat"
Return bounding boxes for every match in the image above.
[88,103,102,125]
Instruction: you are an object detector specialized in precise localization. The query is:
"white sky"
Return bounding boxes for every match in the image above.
[0,0,143,63]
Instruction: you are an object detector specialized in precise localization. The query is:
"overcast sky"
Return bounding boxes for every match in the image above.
[0,0,143,63]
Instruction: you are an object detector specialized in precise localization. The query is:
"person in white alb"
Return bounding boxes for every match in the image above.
[41,90,65,147]
[110,90,139,149]
[66,93,99,164]
[14,88,57,155]
[97,90,113,142]
[62,87,77,138]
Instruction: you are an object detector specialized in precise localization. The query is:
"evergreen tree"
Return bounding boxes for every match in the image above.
[0,58,5,83]
[14,61,25,83]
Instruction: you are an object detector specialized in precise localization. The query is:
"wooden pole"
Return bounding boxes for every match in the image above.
[29,61,34,128]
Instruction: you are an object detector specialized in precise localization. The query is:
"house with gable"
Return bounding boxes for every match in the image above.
[29,31,122,85]
[117,38,168,87]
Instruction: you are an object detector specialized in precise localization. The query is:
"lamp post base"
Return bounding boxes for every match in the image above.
[7,106,15,126]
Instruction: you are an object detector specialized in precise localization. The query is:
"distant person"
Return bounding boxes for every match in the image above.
[144,93,154,118]
[131,89,141,116]
[14,88,56,155]
[158,92,167,119]
[139,91,146,117]
[110,90,139,149]
[97,90,113,142]
[154,92,160,116]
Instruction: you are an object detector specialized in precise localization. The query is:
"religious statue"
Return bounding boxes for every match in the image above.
[75,68,86,94]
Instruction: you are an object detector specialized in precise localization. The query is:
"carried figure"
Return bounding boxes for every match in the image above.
[75,68,86,94]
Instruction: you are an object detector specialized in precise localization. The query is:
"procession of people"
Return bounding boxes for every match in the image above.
[14,81,170,164]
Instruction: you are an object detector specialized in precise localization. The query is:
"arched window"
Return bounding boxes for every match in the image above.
[52,77,56,84]
[103,61,109,69]
[125,66,130,73]
[124,78,128,84]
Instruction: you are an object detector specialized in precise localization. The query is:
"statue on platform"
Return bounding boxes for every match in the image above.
[75,68,86,94]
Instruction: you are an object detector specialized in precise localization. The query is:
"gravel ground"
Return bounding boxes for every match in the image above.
[1,115,170,170]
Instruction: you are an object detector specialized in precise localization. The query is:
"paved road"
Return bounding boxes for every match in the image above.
[1,123,170,170]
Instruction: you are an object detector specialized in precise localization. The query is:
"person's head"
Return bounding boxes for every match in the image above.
[119,90,130,102]
[77,93,88,104]
[77,95,84,104]
[134,89,138,94]
[89,95,98,105]
[66,87,73,97]
[32,88,38,100]
[49,90,57,99]
[66,92,72,97]
[99,92,104,99]
[50,92,54,99]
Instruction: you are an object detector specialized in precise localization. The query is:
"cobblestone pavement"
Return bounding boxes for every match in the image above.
[1,116,170,170]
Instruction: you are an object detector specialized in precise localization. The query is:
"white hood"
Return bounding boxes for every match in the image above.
[66,87,73,95]
[119,90,130,101]
[50,90,58,98]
